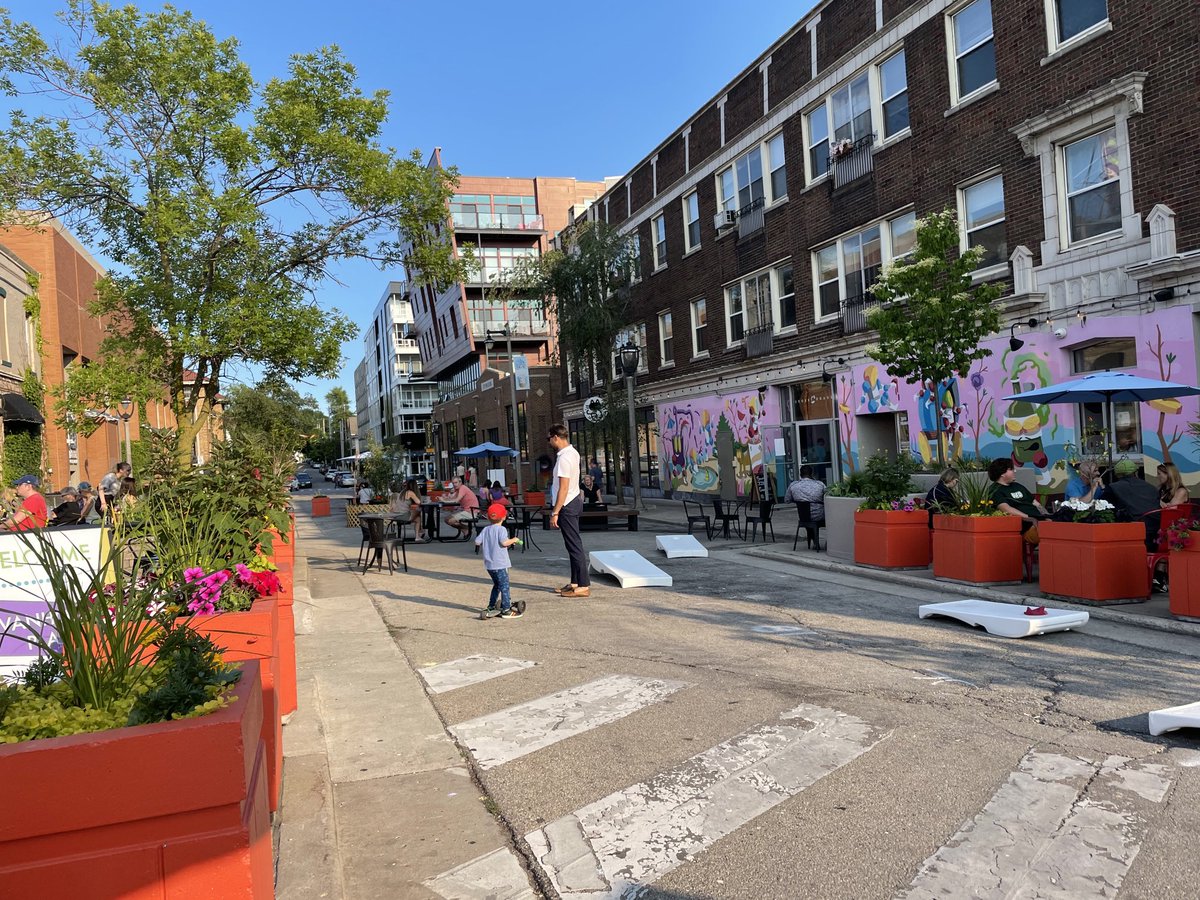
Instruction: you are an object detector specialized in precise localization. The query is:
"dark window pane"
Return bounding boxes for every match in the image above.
[957,40,996,97]
[771,165,787,199]
[780,293,796,329]
[688,220,701,248]
[969,221,1007,268]
[1058,0,1107,41]
[811,141,830,178]
[730,315,744,343]
[1069,181,1121,241]
[883,94,909,137]
[819,281,841,319]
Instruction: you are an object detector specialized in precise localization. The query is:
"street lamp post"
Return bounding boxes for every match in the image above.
[485,327,524,500]
[117,398,133,467]
[618,341,642,510]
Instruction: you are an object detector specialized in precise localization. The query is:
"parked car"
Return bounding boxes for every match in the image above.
[293,472,312,489]
[324,468,339,482]
[335,472,356,488]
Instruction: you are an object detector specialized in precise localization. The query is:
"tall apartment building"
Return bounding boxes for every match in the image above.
[353,282,438,479]
[560,0,1200,499]
[408,150,609,487]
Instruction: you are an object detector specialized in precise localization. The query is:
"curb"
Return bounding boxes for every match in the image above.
[743,546,1200,639]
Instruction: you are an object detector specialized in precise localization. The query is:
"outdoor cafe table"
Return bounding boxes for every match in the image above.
[419,501,476,543]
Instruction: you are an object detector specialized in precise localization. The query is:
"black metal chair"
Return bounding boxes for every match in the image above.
[743,500,776,543]
[511,505,542,552]
[362,516,407,574]
[683,498,712,538]
[792,501,824,551]
[357,521,372,568]
[712,497,743,539]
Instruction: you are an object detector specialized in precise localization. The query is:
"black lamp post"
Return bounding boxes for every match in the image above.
[1009,317,1039,352]
[617,341,642,509]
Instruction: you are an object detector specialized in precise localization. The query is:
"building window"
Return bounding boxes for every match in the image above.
[718,167,737,215]
[716,143,769,218]
[889,211,916,259]
[948,0,996,105]
[691,298,707,356]
[652,213,667,269]
[777,264,796,329]
[1071,338,1139,454]
[659,311,673,365]
[815,246,840,320]
[832,72,873,147]
[682,191,701,252]
[806,102,830,181]
[630,233,642,283]
[615,323,648,376]
[960,174,1006,268]
[1048,0,1108,49]
[766,132,787,202]
[566,356,576,393]
[725,283,744,343]
[813,214,916,322]
[1062,127,1121,244]
[879,51,909,138]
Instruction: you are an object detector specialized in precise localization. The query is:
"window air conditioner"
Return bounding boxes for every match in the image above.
[714,209,738,231]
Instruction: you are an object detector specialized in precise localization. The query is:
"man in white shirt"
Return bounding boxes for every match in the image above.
[547,424,588,597]
[357,483,374,505]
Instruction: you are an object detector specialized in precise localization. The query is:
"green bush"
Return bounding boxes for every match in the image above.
[857,453,920,510]
[2,430,43,486]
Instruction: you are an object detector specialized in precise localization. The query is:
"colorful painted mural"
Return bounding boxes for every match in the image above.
[839,308,1200,490]
[658,387,781,495]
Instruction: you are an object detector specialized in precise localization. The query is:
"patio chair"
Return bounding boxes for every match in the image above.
[362,516,407,574]
[683,498,712,539]
[1146,502,1198,591]
[792,501,824,551]
[511,505,543,552]
[712,497,743,539]
[743,500,776,544]
[357,521,372,568]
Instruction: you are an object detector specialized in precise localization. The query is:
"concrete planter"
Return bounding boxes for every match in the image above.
[1039,521,1149,603]
[825,495,864,562]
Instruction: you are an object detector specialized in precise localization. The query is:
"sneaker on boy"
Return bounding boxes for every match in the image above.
[474,503,522,617]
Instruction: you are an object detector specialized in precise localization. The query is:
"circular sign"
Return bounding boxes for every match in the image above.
[582,396,607,423]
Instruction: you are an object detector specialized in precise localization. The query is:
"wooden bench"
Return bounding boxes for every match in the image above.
[542,506,639,532]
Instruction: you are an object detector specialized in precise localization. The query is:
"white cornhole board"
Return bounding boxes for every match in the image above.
[590,550,673,588]
[919,599,1088,638]
[1149,700,1200,736]
[655,534,709,559]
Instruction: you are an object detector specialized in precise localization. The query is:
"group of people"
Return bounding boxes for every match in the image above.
[0,461,137,532]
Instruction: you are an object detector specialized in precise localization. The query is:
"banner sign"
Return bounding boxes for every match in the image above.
[513,355,530,392]
[0,526,106,679]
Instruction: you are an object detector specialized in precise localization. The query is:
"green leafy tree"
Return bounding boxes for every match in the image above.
[325,386,351,459]
[867,210,1003,464]
[0,2,467,460]
[224,377,325,449]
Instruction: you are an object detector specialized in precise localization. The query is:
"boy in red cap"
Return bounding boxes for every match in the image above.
[475,502,524,619]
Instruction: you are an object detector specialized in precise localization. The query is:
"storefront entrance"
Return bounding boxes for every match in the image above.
[782,380,839,488]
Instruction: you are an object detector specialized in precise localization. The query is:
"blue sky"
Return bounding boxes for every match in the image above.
[3,1,816,410]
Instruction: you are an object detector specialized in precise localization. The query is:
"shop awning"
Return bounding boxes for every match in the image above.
[1,392,44,425]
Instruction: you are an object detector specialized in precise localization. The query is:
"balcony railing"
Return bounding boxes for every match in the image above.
[829,134,876,189]
[452,211,545,232]
[737,196,766,239]
[468,318,549,339]
[841,292,882,335]
[744,321,775,358]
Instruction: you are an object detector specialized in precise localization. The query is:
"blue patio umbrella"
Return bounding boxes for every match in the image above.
[455,441,518,458]
[1002,371,1200,467]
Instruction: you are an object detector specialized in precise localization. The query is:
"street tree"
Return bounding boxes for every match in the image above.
[867,209,1003,464]
[325,386,351,459]
[223,377,325,449]
[0,2,467,460]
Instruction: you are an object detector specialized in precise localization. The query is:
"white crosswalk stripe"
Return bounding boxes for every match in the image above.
[419,655,538,694]
[898,751,1173,899]
[450,674,689,769]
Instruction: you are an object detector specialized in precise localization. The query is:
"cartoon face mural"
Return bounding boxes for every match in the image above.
[858,364,901,414]
[657,388,780,495]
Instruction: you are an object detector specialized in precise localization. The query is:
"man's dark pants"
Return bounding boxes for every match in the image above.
[559,495,589,587]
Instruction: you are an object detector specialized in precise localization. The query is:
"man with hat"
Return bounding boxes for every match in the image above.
[5,474,48,531]
[1107,459,1161,548]
[50,485,82,527]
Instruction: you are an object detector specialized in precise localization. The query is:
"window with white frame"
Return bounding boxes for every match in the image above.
[717,167,737,215]
[1062,127,1121,243]
[813,214,914,321]
[614,323,649,376]
[1048,0,1108,51]
[690,298,707,356]
[652,214,667,269]
[959,174,1006,268]
[890,211,916,260]
[722,263,794,344]
[806,102,830,181]
[566,356,576,393]
[879,51,909,139]
[766,132,787,201]
[682,191,700,252]
[832,72,872,146]
[629,233,642,283]
[815,246,840,320]
[659,311,673,364]
[725,282,744,343]
[948,0,997,105]
[778,264,796,329]
[716,133,786,216]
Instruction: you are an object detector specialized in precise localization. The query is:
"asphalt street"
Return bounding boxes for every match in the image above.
[300,490,1200,899]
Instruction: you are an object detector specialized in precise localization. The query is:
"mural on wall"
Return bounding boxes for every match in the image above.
[837,307,1200,489]
[658,387,780,495]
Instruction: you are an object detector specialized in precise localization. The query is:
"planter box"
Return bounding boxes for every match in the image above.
[1168,542,1200,620]
[524,491,546,508]
[0,661,271,898]
[825,495,863,562]
[932,515,1024,583]
[855,509,931,569]
[311,496,330,517]
[1039,520,1149,603]
[184,599,282,813]
[275,560,297,717]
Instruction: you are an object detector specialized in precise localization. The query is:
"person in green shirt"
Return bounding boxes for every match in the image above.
[988,457,1046,542]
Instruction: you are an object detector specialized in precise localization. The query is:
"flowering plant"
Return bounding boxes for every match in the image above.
[831,138,855,161]
[940,474,1005,517]
[886,497,924,512]
[1058,497,1116,524]
[1161,517,1199,551]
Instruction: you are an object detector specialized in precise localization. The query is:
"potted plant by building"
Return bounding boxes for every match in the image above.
[825,470,868,563]
[0,532,271,897]
[1162,517,1200,620]
[1039,499,1149,603]
[854,453,929,569]
[932,475,1024,583]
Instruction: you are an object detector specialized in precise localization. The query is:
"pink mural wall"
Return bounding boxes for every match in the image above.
[839,307,1200,489]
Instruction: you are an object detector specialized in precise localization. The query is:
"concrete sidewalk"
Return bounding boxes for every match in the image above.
[275,517,528,900]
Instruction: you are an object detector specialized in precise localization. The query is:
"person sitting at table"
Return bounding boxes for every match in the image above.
[1065,460,1104,503]
[925,467,959,528]
[50,485,83,527]
[581,474,603,505]
[988,457,1045,544]
[1108,459,1162,549]
[1158,462,1190,508]
[391,478,426,542]
[783,465,826,521]
[489,481,512,507]
[442,476,480,538]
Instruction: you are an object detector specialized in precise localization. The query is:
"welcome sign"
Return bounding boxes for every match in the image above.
[0,526,106,679]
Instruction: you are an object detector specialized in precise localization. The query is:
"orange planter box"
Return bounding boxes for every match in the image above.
[184,600,282,813]
[311,496,331,517]
[524,491,546,508]
[1038,520,1149,602]
[854,509,931,569]
[275,561,297,717]
[932,515,1024,583]
[1168,542,1200,619]
[0,661,271,899]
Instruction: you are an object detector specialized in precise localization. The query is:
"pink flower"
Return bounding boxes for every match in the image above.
[235,563,252,582]
[184,567,205,583]
[187,597,217,616]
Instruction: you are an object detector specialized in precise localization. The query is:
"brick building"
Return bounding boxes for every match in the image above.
[407,150,610,489]
[560,0,1200,499]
